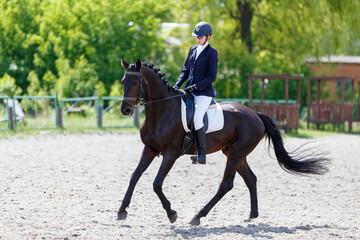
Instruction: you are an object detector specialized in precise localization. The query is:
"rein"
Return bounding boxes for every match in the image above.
[141,94,186,106]
[122,71,186,108]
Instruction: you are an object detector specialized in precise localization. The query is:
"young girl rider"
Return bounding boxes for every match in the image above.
[174,21,218,164]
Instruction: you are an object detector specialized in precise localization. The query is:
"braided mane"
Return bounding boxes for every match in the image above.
[128,62,182,94]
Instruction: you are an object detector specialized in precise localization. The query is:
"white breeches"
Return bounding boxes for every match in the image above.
[193,94,212,130]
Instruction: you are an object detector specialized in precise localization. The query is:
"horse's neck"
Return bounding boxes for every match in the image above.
[143,76,170,102]
[141,69,173,103]
[142,72,179,129]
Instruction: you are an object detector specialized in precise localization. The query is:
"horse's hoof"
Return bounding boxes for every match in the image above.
[245,212,258,222]
[189,216,200,226]
[168,210,177,223]
[117,210,128,220]
[250,211,258,219]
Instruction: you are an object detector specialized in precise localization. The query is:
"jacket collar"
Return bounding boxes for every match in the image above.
[192,44,210,60]
[197,43,210,59]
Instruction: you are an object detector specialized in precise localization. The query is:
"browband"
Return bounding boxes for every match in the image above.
[125,71,142,76]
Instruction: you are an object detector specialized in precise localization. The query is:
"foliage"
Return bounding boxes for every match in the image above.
[95,81,107,100]
[0,0,173,96]
[110,80,123,98]
[0,0,359,105]
[171,0,360,103]
[0,73,22,97]
[105,80,122,114]
[55,55,98,98]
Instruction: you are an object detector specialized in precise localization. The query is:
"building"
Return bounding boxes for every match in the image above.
[306,56,360,101]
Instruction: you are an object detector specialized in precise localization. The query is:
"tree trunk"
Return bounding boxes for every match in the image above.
[231,0,254,53]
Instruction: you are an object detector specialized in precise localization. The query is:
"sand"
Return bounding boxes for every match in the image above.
[0,132,359,239]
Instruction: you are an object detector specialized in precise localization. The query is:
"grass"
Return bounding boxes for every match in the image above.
[1,117,359,140]
[285,128,339,138]
[285,120,360,138]
[0,113,140,139]
[0,127,139,139]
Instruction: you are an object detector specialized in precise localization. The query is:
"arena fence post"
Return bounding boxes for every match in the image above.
[97,98,102,128]
[54,96,59,128]
[4,97,11,129]
[12,98,17,128]
[99,98,104,128]
[57,107,63,128]
[9,107,14,130]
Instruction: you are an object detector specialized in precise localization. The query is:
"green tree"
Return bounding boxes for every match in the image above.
[0,0,173,95]
[95,81,107,100]
[55,55,98,98]
[108,79,123,114]
[168,0,257,98]
[0,0,42,91]
[109,80,123,97]
[27,71,41,95]
[171,0,360,100]
[0,73,22,97]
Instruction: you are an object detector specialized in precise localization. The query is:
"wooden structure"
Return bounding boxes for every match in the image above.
[307,76,354,132]
[306,56,360,100]
[248,74,303,132]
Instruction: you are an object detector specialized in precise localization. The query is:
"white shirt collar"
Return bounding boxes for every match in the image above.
[195,42,209,59]
[197,42,209,51]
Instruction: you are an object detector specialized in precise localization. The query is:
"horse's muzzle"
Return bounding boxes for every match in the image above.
[121,103,134,116]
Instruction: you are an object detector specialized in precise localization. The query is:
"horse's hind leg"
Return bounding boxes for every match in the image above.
[189,154,239,226]
[117,146,159,220]
[237,157,258,220]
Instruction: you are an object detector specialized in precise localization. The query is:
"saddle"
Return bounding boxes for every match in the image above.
[180,94,224,155]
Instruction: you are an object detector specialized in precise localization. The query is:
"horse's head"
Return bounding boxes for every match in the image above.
[120,58,143,116]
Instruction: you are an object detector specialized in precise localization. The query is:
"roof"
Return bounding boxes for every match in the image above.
[307,76,354,81]
[306,56,360,64]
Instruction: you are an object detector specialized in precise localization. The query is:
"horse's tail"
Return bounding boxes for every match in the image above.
[257,112,330,175]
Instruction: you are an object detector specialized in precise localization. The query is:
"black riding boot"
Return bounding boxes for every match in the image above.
[191,153,198,164]
[195,127,206,164]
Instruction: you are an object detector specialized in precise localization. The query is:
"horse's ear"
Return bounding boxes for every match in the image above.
[136,59,142,70]
[121,57,129,69]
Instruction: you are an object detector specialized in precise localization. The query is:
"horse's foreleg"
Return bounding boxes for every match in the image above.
[189,161,237,226]
[117,146,159,220]
[153,154,177,223]
[237,158,258,220]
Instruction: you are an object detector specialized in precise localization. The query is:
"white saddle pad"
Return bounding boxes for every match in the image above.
[181,99,224,133]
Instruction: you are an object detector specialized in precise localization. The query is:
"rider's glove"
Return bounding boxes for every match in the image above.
[184,84,197,93]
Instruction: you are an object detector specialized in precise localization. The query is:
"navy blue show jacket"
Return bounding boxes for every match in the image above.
[175,44,218,97]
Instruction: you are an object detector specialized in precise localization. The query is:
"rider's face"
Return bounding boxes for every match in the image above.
[195,35,209,45]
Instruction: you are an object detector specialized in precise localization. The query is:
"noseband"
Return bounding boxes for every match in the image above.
[122,70,144,109]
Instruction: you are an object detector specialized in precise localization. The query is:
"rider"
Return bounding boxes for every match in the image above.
[174,21,218,164]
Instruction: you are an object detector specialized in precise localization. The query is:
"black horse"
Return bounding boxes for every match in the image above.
[117,58,330,225]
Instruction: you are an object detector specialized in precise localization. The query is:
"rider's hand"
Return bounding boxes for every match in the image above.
[184,84,197,93]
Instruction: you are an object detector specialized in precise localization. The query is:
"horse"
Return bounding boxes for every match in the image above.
[117,58,330,225]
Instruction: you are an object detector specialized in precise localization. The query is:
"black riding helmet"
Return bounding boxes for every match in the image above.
[192,22,212,37]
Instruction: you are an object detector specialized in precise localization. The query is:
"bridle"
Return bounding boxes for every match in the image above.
[122,69,186,110]
[122,70,144,110]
